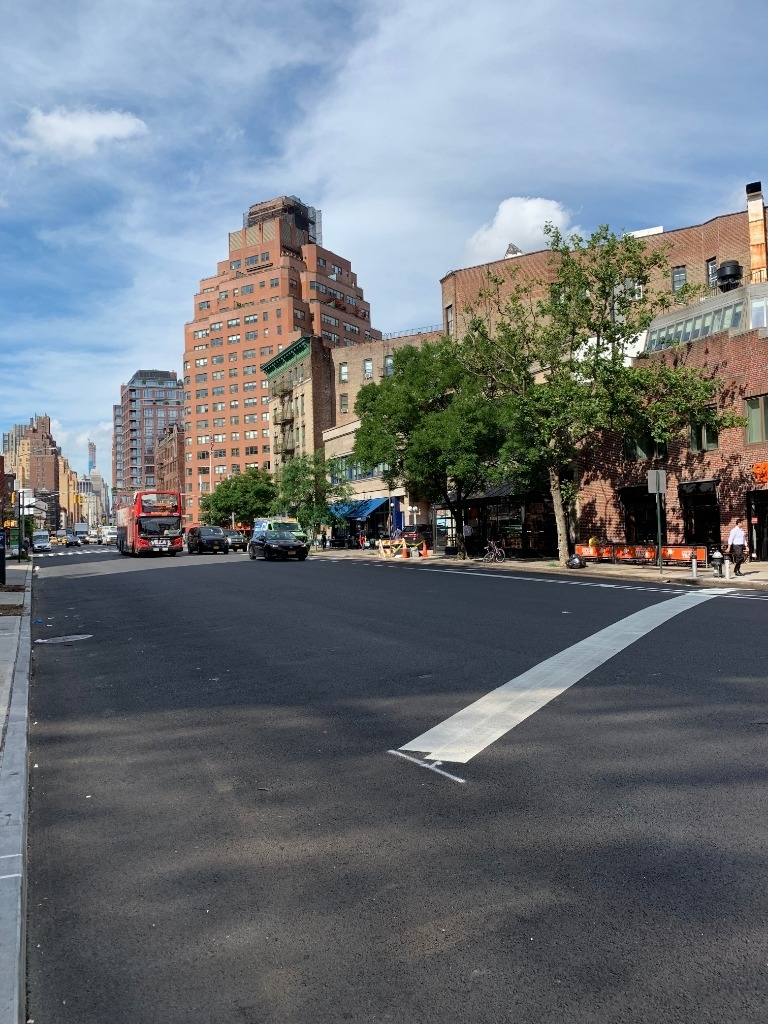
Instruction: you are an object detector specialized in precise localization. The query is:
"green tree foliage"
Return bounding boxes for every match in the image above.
[353,340,505,553]
[198,467,276,527]
[458,224,740,564]
[271,451,353,540]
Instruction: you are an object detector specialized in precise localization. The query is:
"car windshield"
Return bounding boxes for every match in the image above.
[200,527,223,536]
[272,530,298,541]
[224,530,240,537]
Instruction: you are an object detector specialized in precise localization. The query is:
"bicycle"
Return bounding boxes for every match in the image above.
[483,539,506,562]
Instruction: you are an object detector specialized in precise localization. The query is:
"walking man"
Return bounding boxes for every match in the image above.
[727,519,749,576]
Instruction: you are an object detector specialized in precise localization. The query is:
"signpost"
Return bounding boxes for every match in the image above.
[647,470,667,575]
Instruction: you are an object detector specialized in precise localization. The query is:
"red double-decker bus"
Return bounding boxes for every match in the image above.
[115,491,184,556]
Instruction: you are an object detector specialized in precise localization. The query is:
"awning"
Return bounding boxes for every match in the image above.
[329,497,389,521]
[678,479,719,495]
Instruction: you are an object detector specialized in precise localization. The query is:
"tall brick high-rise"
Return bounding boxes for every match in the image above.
[181,196,381,525]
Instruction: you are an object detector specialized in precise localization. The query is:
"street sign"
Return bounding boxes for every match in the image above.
[647,469,667,494]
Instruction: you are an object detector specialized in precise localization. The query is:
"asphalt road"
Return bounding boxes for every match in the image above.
[26,550,768,1023]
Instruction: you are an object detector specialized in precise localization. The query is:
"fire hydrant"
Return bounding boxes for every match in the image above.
[711,548,724,577]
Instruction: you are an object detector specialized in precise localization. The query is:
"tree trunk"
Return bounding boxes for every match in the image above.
[548,464,570,566]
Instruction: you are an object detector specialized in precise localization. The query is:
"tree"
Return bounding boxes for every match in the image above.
[198,468,276,527]
[458,224,741,565]
[353,340,505,554]
[271,451,353,540]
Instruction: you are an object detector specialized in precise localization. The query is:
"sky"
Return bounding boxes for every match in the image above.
[1,0,767,482]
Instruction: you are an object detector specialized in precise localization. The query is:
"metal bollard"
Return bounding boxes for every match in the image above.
[691,555,697,580]
[724,556,731,581]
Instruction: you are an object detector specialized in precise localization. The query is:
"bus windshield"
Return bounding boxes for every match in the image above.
[138,516,182,538]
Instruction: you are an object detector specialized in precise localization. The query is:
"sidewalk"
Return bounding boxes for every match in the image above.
[312,545,768,587]
[0,560,32,1024]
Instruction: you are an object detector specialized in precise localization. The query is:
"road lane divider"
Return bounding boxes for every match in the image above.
[398,589,726,766]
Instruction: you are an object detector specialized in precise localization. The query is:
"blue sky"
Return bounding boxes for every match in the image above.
[2,0,767,482]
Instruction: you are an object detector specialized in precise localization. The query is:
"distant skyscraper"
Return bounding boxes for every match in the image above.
[87,439,96,474]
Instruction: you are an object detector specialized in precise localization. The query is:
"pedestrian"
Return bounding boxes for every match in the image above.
[727,519,749,576]
[321,529,327,550]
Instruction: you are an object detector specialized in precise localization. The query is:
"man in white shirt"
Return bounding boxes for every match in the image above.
[727,519,749,576]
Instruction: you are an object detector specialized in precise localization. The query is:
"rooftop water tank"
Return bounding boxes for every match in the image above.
[716,260,743,292]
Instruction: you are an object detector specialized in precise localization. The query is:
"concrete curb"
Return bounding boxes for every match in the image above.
[0,565,32,1024]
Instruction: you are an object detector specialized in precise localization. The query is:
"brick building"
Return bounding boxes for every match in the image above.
[182,196,381,525]
[320,329,443,535]
[155,423,186,496]
[578,182,768,557]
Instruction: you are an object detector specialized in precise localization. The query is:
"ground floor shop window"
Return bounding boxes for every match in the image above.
[679,480,720,547]
[620,486,666,544]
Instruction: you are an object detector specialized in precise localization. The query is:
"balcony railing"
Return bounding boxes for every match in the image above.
[273,437,296,454]
[271,381,293,398]
[273,406,294,424]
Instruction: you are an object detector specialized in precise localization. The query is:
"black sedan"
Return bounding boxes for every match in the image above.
[248,529,309,561]
[223,529,248,552]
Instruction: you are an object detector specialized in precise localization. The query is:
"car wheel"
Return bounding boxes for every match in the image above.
[297,554,307,561]
[248,546,256,559]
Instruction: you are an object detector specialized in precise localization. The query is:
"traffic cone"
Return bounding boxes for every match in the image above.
[401,543,409,558]
[420,541,428,558]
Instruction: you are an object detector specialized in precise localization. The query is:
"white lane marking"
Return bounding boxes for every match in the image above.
[0,873,22,881]
[387,750,466,785]
[0,854,22,859]
[399,589,726,764]
[34,634,93,645]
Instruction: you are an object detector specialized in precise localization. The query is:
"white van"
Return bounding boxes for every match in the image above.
[32,530,51,553]
[101,527,117,545]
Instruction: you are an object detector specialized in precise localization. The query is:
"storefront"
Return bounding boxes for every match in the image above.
[619,485,667,545]
[433,484,557,557]
[679,480,721,548]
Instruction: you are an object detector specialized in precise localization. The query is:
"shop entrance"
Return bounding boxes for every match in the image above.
[746,490,768,560]
[620,486,666,544]
[679,480,721,547]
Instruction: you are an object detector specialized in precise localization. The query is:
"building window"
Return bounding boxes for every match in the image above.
[339,362,348,382]
[384,354,394,376]
[244,314,258,324]
[270,278,279,287]
[445,304,454,334]
[363,358,373,380]
[230,260,241,270]
[672,266,687,293]
[241,284,254,294]
[198,301,210,311]
[706,258,717,289]
[746,395,768,444]
[624,434,667,461]
[245,256,258,267]
[690,419,719,452]
[340,393,349,414]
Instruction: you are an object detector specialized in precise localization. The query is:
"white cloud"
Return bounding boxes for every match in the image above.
[8,106,147,159]
[463,197,583,266]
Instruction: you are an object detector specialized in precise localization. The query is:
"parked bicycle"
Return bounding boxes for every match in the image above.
[483,539,506,562]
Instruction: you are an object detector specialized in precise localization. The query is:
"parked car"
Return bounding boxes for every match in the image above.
[186,525,229,555]
[223,529,247,552]
[401,524,433,548]
[248,528,309,561]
